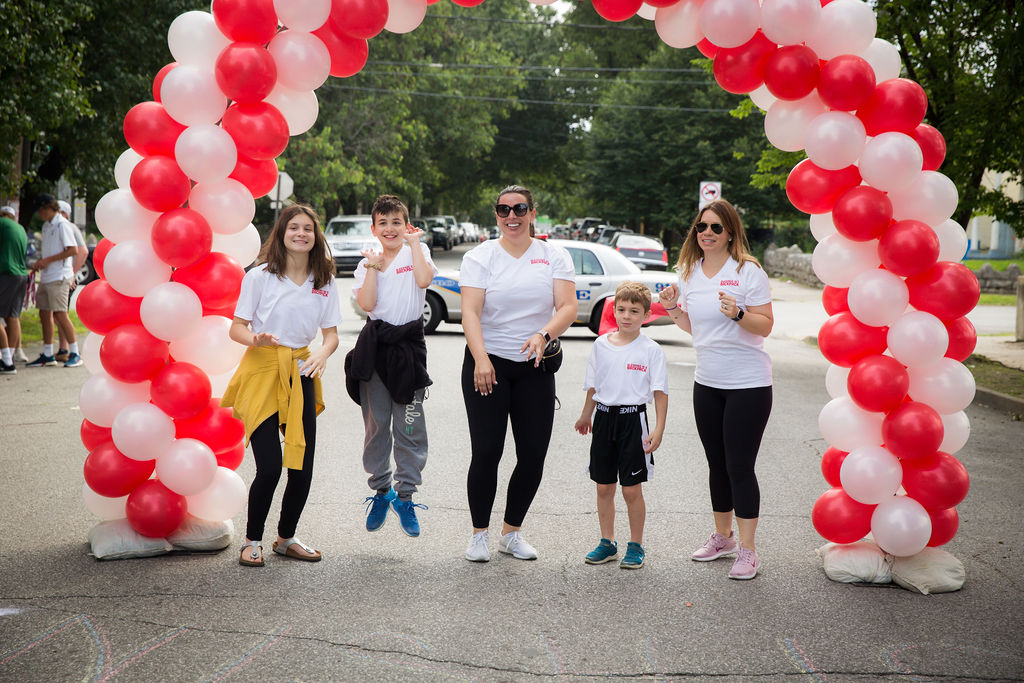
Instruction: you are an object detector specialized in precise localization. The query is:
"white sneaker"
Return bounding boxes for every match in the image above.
[465,531,490,562]
[14,348,28,363]
[498,531,538,560]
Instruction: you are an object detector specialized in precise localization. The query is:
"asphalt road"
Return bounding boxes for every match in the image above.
[2,242,1023,682]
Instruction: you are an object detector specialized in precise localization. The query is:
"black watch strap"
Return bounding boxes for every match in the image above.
[732,309,744,322]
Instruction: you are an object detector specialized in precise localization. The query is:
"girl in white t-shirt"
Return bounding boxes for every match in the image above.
[658,199,774,581]
[461,185,578,563]
[222,205,341,567]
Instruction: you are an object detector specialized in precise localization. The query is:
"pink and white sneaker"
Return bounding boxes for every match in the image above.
[728,545,760,580]
[691,532,738,562]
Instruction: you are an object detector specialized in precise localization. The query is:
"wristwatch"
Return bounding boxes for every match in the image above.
[732,309,745,322]
[539,329,551,342]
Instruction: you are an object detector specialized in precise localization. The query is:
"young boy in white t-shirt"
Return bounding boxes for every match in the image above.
[348,195,438,537]
[574,282,668,569]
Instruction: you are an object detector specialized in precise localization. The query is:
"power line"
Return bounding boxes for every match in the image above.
[423,12,655,32]
[354,68,715,87]
[365,60,707,74]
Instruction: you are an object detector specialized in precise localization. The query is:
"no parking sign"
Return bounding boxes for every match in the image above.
[699,181,722,209]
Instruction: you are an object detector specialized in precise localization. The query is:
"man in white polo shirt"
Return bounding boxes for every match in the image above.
[53,199,88,362]
[27,194,82,368]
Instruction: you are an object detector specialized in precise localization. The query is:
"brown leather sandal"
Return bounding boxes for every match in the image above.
[272,537,322,562]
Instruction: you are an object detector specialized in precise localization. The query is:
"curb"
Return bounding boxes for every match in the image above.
[972,386,1024,418]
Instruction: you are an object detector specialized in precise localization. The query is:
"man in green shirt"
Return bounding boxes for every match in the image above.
[0,205,28,374]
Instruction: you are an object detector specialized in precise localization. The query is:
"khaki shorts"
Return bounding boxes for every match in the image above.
[36,278,72,311]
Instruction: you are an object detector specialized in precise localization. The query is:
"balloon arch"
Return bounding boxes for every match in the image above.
[77,0,978,559]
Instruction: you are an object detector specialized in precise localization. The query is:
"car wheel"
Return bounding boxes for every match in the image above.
[423,291,443,334]
[76,257,96,286]
[588,298,607,335]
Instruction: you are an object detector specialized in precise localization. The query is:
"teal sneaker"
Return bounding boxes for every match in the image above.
[620,541,645,569]
[391,497,428,537]
[584,538,618,565]
[364,488,396,532]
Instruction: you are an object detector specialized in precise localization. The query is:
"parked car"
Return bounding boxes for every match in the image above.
[594,225,633,245]
[610,233,669,270]
[350,239,677,334]
[424,216,453,250]
[443,215,460,245]
[76,245,98,285]
[570,217,605,240]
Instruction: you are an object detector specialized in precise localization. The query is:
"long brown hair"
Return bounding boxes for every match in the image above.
[675,199,761,280]
[258,204,335,289]
[497,184,536,237]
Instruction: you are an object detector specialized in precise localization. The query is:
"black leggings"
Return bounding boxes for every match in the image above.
[462,347,556,529]
[245,375,317,541]
[692,382,772,520]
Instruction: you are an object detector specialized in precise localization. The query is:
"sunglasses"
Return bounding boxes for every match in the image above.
[495,203,530,218]
[696,222,725,235]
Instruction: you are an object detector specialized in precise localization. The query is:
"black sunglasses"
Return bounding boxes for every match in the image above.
[696,222,724,234]
[495,203,530,218]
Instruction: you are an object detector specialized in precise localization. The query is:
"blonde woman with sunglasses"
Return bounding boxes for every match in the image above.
[657,199,774,580]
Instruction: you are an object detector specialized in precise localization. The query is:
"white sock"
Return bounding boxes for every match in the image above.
[44,344,54,356]
[69,342,79,354]
[1,348,11,364]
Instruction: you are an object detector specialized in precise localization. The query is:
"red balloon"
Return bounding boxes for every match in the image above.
[821,447,848,487]
[126,480,188,538]
[817,55,875,111]
[763,45,820,101]
[822,286,849,315]
[856,78,929,136]
[927,507,959,547]
[203,301,238,319]
[944,316,977,362]
[221,102,290,161]
[812,487,874,544]
[230,154,279,198]
[329,0,389,40]
[83,442,156,498]
[847,354,909,413]
[151,208,213,269]
[123,102,186,157]
[882,401,943,461]
[592,0,642,21]
[176,399,246,453]
[130,155,191,213]
[906,262,980,321]
[832,186,892,242]
[216,441,246,470]
[902,451,970,511]
[313,23,369,78]
[644,0,680,5]
[215,42,278,104]
[100,324,170,383]
[76,280,143,334]
[151,362,213,420]
[696,38,719,59]
[172,252,245,310]
[81,419,113,452]
[712,31,777,94]
[152,62,177,103]
[877,219,940,277]
[212,0,278,44]
[911,123,946,172]
[93,238,115,280]
[817,311,888,368]
[786,159,862,214]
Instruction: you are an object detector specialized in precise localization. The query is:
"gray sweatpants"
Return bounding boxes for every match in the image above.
[359,372,428,499]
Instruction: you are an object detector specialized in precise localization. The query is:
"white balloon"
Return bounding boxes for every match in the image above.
[908,358,976,414]
[160,65,228,127]
[637,2,657,20]
[189,179,256,235]
[82,483,127,521]
[764,94,828,152]
[887,171,959,226]
[859,38,902,83]
[174,124,237,184]
[384,0,428,34]
[156,438,218,496]
[871,495,931,557]
[140,282,204,342]
[748,84,777,112]
[264,85,319,136]
[114,149,144,190]
[932,219,969,263]
[103,240,172,298]
[167,11,231,69]
[811,233,881,287]
[274,0,332,31]
[82,332,104,375]
[655,0,704,49]
[859,132,924,193]
[79,373,152,428]
[840,445,902,505]
[939,411,970,455]
[804,112,867,171]
[208,369,235,399]
[805,0,876,60]
[699,0,760,49]
[186,467,248,521]
[169,315,246,376]
[112,402,176,461]
[887,310,949,368]
[94,189,160,244]
[847,269,909,327]
[809,212,837,242]
[825,364,850,398]
[211,223,262,268]
[268,30,331,91]
[759,0,821,46]
[818,396,884,452]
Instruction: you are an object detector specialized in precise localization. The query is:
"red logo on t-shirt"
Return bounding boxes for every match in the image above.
[395,265,414,274]
[626,363,647,372]
[312,288,329,297]
[530,259,550,266]
[719,279,739,286]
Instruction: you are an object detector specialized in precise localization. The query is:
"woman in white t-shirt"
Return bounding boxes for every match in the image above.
[222,204,341,567]
[658,199,773,580]
[461,185,578,563]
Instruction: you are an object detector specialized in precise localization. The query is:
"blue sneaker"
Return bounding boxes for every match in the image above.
[620,541,645,569]
[27,353,57,367]
[585,538,618,565]
[364,488,396,532]
[64,352,83,368]
[391,497,428,537]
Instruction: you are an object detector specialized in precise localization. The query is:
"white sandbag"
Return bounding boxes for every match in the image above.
[816,541,893,584]
[167,515,233,551]
[88,519,173,560]
[891,547,965,594]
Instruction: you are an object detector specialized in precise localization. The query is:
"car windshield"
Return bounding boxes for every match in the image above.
[326,218,372,236]
[427,219,446,229]
[617,235,663,250]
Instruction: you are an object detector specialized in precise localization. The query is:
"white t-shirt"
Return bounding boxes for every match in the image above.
[234,264,342,349]
[679,256,772,389]
[39,215,77,283]
[584,333,668,406]
[460,238,575,362]
[352,242,438,325]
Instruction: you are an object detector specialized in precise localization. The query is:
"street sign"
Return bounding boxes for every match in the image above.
[269,171,294,209]
[699,181,722,209]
